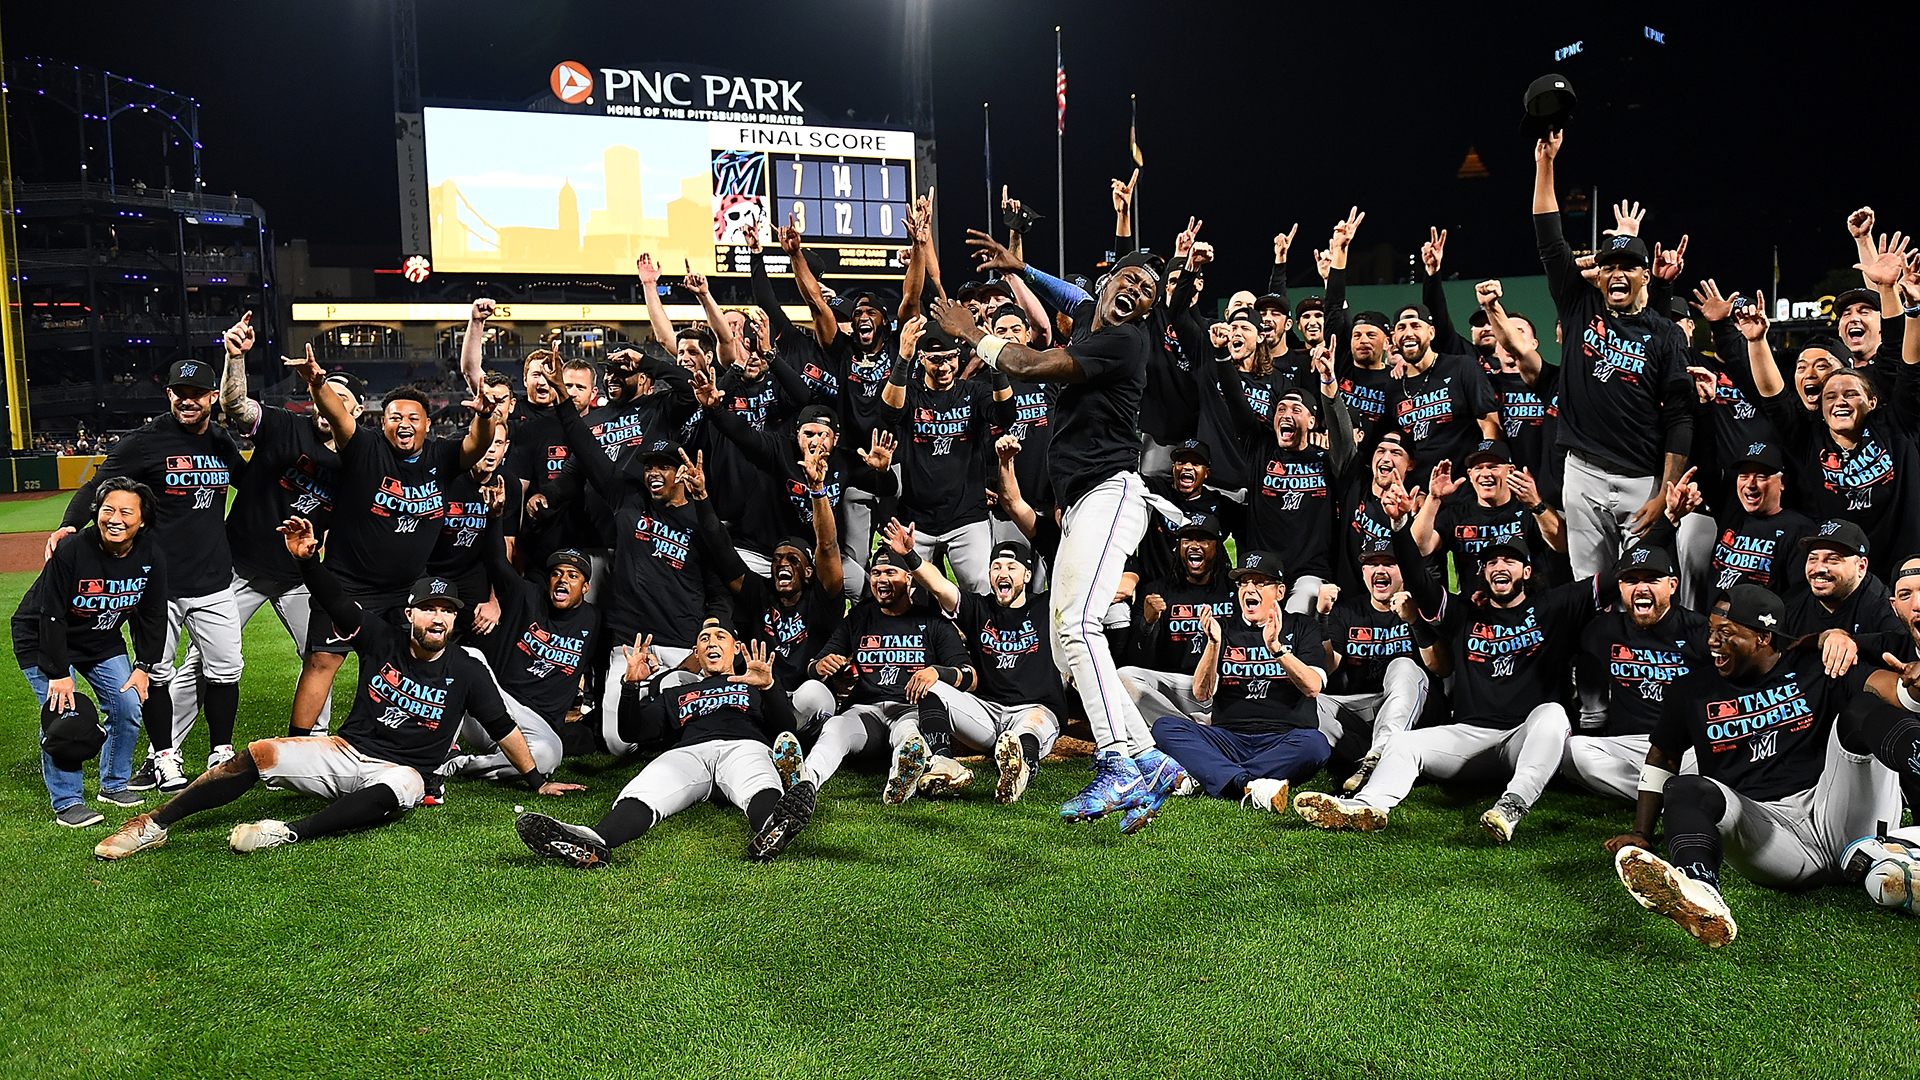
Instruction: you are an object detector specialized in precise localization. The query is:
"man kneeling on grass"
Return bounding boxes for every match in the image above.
[515,618,817,866]
[95,517,581,860]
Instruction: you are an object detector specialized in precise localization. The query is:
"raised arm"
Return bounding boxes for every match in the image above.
[932,297,1087,384]
[636,254,676,352]
[220,313,260,429]
[992,434,1038,539]
[780,221,838,347]
[460,299,495,401]
[1478,280,1544,386]
[684,266,743,368]
[1735,296,1784,399]
[1112,169,1136,254]
[1190,607,1225,704]
[1420,228,1471,355]
[900,192,936,320]
[286,344,356,446]
[800,445,844,598]
[886,519,961,617]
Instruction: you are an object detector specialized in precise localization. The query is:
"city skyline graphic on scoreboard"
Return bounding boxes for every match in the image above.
[424,107,718,275]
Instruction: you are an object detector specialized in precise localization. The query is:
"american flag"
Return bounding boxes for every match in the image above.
[1055,37,1067,135]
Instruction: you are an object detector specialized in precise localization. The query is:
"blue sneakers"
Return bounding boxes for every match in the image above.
[1117,748,1191,834]
[1060,750,1147,823]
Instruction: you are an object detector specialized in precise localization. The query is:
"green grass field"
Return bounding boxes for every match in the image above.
[0,492,73,537]
[1,566,1915,1080]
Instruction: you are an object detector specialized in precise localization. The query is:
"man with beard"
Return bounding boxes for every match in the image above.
[1190,306,1287,492]
[1783,520,1904,677]
[1152,550,1328,814]
[1603,585,1917,947]
[513,620,817,866]
[1564,546,1711,801]
[94,517,581,861]
[1411,441,1564,587]
[887,530,1071,806]
[1295,297,1327,352]
[801,548,974,806]
[166,316,355,758]
[1238,351,1356,616]
[52,355,247,792]
[1320,538,1438,795]
[1473,280,1561,499]
[1124,440,1244,602]
[1119,513,1237,726]
[280,316,500,741]
[1296,492,1610,842]
[882,317,1014,594]
[1533,132,1695,581]
[931,254,1194,830]
[1384,304,1501,477]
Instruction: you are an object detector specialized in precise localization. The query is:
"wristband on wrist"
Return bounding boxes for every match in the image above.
[1897,680,1920,714]
[898,547,924,572]
[976,335,1008,367]
[521,768,550,792]
[1904,302,1920,318]
[1527,502,1548,515]
[1638,764,1676,795]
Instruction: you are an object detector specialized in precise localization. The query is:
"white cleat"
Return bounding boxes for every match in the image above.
[993,731,1032,804]
[1293,790,1389,832]
[229,819,298,853]
[95,813,168,860]
[1614,846,1737,947]
[918,755,975,796]
[1240,777,1290,814]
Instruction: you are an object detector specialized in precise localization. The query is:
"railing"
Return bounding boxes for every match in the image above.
[13,182,264,221]
[15,250,260,274]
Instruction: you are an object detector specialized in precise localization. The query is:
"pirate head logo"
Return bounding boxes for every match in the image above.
[713,192,768,245]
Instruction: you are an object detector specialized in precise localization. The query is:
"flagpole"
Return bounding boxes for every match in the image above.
[983,102,994,239]
[1055,25,1065,278]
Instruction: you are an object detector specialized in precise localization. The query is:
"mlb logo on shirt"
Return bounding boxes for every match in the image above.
[78,579,105,596]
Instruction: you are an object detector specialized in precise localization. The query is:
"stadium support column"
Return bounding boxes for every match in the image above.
[905,0,937,236]
[392,0,429,261]
[0,33,27,449]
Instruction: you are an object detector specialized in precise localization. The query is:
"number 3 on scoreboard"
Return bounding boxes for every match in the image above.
[792,201,807,232]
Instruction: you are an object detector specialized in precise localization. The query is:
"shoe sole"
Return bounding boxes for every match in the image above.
[771,735,806,793]
[1615,847,1737,947]
[57,811,106,828]
[994,735,1028,804]
[882,738,930,806]
[1118,793,1166,835]
[747,782,816,862]
[919,767,975,796]
[1479,809,1516,843]
[124,776,158,792]
[514,813,611,869]
[95,792,145,807]
[1293,792,1388,832]
[1870,860,1918,912]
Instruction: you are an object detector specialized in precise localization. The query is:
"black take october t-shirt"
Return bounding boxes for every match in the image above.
[816,598,971,706]
[1653,649,1867,803]
[228,405,340,586]
[325,426,466,595]
[1209,615,1324,733]
[1577,606,1713,737]
[62,414,245,597]
[954,591,1066,715]
[1053,321,1150,509]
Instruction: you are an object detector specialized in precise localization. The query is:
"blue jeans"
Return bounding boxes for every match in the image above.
[23,656,144,811]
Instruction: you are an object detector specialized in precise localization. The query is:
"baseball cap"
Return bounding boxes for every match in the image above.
[1351,310,1391,332]
[917,323,965,354]
[1521,74,1576,139]
[990,540,1035,570]
[1729,442,1784,475]
[1170,439,1212,465]
[165,357,219,392]
[1467,307,1492,327]
[1619,545,1678,579]
[1717,583,1786,635]
[1464,440,1511,467]
[1596,235,1650,268]
[1801,518,1870,558]
[322,370,369,402]
[1228,549,1285,582]
[1294,296,1325,315]
[407,576,465,610]
[794,404,839,433]
[639,439,685,466]
[699,615,741,639]
[1395,303,1434,325]
[773,536,816,563]
[1833,288,1879,319]
[869,547,912,571]
[546,549,592,579]
[1482,535,1532,564]
[40,694,105,772]
[1225,307,1260,327]
[1667,296,1692,323]
[1253,293,1292,316]
[1174,512,1224,540]
[1358,536,1397,564]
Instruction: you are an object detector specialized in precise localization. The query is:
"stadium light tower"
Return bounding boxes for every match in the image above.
[904,0,936,231]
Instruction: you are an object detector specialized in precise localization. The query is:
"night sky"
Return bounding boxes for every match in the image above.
[6,2,1917,301]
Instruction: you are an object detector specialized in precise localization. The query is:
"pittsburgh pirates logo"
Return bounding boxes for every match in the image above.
[394,517,420,534]
[193,488,216,510]
[1490,655,1516,678]
[1749,729,1779,761]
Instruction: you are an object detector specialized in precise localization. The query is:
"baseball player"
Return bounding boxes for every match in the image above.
[94,517,579,861]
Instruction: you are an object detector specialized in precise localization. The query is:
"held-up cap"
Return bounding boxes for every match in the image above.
[1718,583,1786,636]
[1228,549,1285,582]
[40,694,105,772]
[165,357,220,392]
[1729,442,1784,475]
[1801,518,1870,558]
[1521,73,1576,138]
[1464,440,1511,467]
[546,549,593,579]
[1619,545,1678,579]
[990,540,1035,570]
[1595,235,1650,268]
[1174,512,1224,540]
[407,576,466,610]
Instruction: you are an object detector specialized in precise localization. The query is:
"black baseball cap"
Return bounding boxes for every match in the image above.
[1253,293,1292,316]
[990,540,1035,570]
[1225,307,1260,327]
[827,296,857,323]
[794,404,839,433]
[773,536,816,563]
[1619,545,1678,579]
[1717,583,1786,636]
[322,370,369,401]
[1358,536,1397,564]
[639,439,685,466]
[1596,235,1650,268]
[165,357,220,392]
[1483,535,1532,564]
[699,615,741,639]
[1395,303,1434,325]
[1521,74,1576,138]
[1833,288,1879,319]
[1468,307,1492,327]
[1228,549,1285,582]
[1174,512,1224,540]
[1801,519,1870,558]
[1351,310,1391,332]
[1667,296,1692,323]
[1171,439,1212,465]
[1465,440,1511,467]
[1730,442,1784,475]
[1294,296,1325,315]
[918,323,965,353]
[869,547,913,571]
[407,576,465,610]
[40,694,104,772]
[546,549,592,579]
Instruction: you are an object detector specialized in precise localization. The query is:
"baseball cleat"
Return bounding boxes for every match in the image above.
[206,744,236,771]
[95,788,145,808]
[153,748,188,793]
[515,812,611,869]
[1293,791,1389,832]
[994,731,1032,804]
[918,755,975,796]
[95,813,168,859]
[1479,794,1531,843]
[1343,752,1380,794]
[770,731,806,792]
[1842,835,1920,912]
[1060,751,1146,823]
[229,820,296,853]
[882,734,931,806]
[1241,778,1290,814]
[56,804,105,828]
[126,755,159,792]
[1615,846,1737,947]
[746,780,816,862]
[1117,749,1190,834]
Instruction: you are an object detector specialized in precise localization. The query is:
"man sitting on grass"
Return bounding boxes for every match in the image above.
[93,517,580,861]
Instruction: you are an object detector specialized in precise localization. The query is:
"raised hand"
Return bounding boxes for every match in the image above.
[278,515,320,559]
[1311,345,1338,398]
[778,218,803,255]
[743,221,762,252]
[1687,365,1718,405]
[1273,223,1299,265]
[883,517,917,556]
[862,429,897,470]
[223,312,255,356]
[1428,460,1463,499]
[801,443,830,488]
[1388,589,1418,624]
[1847,207,1876,239]
[1857,232,1910,288]
[898,314,926,359]
[1604,200,1645,238]
[1534,130,1563,162]
[930,296,975,341]
[1315,583,1340,616]
[1651,236,1687,283]
[1475,279,1503,309]
[636,253,662,286]
[966,228,1024,274]
[1188,241,1214,269]
[1507,467,1543,507]
[683,261,710,297]
[1329,206,1365,256]
[1420,227,1448,277]
[470,297,496,324]
[1173,216,1202,260]
[624,634,659,683]
[1733,291,1770,342]
[677,448,708,500]
[732,639,776,689]
[1199,605,1222,645]
[1111,168,1138,213]
[688,363,725,408]
[1313,248,1332,281]
[1690,279,1736,323]
[283,341,324,385]
[1664,466,1702,523]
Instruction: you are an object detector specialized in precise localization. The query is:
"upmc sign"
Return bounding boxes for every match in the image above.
[550,61,806,125]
